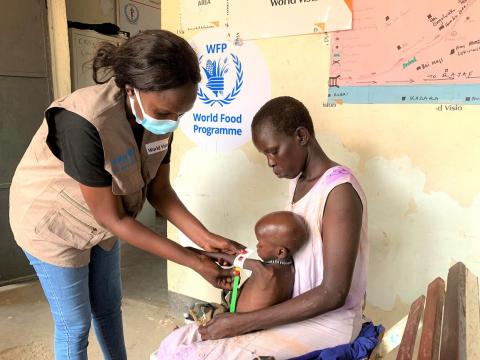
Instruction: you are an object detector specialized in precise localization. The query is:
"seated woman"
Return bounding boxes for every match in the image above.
[157,96,368,359]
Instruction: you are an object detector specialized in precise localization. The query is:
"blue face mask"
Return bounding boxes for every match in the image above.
[128,88,181,135]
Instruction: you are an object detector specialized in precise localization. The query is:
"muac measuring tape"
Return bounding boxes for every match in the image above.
[229,248,254,313]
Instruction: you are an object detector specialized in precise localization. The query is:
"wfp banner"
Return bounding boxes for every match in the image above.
[180,29,271,152]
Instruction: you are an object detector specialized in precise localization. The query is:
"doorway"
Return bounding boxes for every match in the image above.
[0,0,53,285]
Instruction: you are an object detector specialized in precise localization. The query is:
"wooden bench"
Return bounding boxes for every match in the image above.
[370,262,480,359]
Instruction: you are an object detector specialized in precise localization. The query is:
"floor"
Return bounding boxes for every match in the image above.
[0,242,195,359]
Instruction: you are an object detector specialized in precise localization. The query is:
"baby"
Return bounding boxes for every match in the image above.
[189,211,308,323]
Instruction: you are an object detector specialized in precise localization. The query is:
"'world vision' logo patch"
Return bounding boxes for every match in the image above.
[145,138,169,155]
[111,147,136,173]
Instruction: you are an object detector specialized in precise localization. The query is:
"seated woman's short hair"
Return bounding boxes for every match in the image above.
[251,96,315,136]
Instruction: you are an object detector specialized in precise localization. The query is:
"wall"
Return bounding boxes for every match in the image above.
[162,1,480,328]
[66,0,116,24]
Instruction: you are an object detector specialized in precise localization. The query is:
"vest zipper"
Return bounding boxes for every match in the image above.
[60,208,98,234]
[59,191,94,219]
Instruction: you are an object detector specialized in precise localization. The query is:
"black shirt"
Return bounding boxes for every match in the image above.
[46,109,172,187]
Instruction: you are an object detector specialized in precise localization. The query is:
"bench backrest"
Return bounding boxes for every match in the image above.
[370,262,480,359]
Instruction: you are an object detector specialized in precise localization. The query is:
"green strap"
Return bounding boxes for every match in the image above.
[229,274,240,313]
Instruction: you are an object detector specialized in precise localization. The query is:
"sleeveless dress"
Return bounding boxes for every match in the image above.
[156,166,369,360]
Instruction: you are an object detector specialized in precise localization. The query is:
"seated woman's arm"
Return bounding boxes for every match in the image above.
[199,183,363,340]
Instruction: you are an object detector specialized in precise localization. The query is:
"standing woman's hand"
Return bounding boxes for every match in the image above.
[204,233,245,254]
[195,252,235,290]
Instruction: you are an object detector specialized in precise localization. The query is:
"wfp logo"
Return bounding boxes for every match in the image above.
[198,43,244,107]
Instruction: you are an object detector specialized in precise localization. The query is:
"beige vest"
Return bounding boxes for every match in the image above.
[9,78,170,267]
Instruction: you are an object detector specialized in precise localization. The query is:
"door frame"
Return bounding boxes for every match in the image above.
[47,0,71,98]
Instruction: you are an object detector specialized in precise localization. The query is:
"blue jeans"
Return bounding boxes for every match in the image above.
[24,241,127,360]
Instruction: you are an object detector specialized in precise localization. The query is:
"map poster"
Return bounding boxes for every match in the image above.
[180,0,227,31]
[328,0,480,105]
[227,0,352,41]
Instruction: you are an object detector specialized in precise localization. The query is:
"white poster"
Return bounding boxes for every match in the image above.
[228,0,353,41]
[180,0,226,31]
[180,29,271,152]
[69,29,126,91]
[117,0,161,36]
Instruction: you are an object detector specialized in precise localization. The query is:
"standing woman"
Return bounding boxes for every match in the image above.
[9,30,239,359]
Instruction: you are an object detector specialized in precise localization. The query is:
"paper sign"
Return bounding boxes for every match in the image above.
[228,0,352,41]
[180,0,226,31]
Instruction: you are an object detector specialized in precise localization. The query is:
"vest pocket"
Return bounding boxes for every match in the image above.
[34,190,109,250]
[35,208,103,250]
